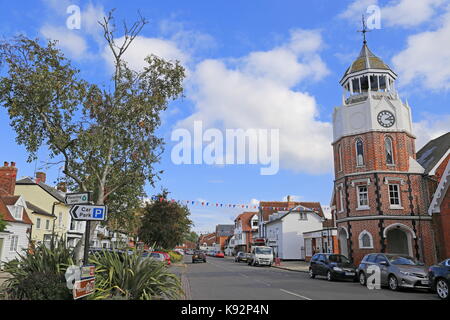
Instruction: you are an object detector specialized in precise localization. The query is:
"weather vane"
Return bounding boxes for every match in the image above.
[357,14,371,44]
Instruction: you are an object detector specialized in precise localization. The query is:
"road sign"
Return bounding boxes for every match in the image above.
[73,277,95,299]
[70,204,108,221]
[65,192,90,205]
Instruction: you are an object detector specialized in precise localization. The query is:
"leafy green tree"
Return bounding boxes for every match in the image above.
[139,191,193,249]
[0,11,185,261]
[184,231,199,243]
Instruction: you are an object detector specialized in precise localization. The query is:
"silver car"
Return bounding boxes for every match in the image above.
[357,253,430,291]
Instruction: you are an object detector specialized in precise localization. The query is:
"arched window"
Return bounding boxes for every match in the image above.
[356,139,364,166]
[359,230,374,249]
[385,137,394,165]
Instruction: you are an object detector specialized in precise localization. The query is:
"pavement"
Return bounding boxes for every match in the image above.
[178,255,438,300]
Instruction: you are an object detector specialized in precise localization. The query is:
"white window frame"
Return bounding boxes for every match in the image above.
[45,219,50,230]
[36,218,41,229]
[388,184,403,209]
[58,212,63,227]
[385,137,395,165]
[358,230,374,249]
[10,235,19,252]
[356,185,370,210]
[12,206,23,220]
[338,188,344,213]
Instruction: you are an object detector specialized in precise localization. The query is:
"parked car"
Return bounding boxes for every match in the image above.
[235,251,250,263]
[192,250,207,263]
[174,248,185,256]
[357,253,430,291]
[428,258,450,300]
[153,251,171,265]
[185,249,194,255]
[215,251,225,258]
[248,246,274,267]
[309,253,357,281]
[143,251,166,263]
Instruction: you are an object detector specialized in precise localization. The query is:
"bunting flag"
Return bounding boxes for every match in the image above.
[150,196,289,211]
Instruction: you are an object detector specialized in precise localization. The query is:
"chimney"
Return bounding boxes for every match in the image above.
[57,182,67,192]
[0,161,18,195]
[287,195,291,203]
[35,172,46,184]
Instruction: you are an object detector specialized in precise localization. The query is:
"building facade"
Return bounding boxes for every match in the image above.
[332,41,437,265]
[265,205,324,260]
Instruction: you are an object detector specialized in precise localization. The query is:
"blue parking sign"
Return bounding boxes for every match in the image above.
[93,208,104,219]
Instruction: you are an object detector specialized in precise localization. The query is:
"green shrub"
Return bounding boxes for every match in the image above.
[2,238,74,300]
[168,251,183,263]
[88,248,183,300]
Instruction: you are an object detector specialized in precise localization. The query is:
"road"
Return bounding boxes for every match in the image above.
[178,255,438,300]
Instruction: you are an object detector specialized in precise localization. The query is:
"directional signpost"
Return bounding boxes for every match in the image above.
[65,192,90,205]
[69,205,108,221]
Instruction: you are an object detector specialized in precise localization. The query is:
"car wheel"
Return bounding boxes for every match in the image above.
[309,268,315,279]
[436,278,449,300]
[388,275,399,291]
[359,272,366,286]
[327,271,334,281]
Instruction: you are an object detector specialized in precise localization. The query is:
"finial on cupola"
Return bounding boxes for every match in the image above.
[357,14,371,45]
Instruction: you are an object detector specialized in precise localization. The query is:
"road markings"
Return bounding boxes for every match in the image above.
[280,289,312,300]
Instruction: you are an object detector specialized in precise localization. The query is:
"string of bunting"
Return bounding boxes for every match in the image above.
[150,196,289,211]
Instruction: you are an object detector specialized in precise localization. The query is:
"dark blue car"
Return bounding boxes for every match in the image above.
[428,258,450,300]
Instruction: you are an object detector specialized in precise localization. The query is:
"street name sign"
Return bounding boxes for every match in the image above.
[70,204,108,221]
[65,192,90,205]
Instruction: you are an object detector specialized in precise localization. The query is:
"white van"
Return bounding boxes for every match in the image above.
[248,246,274,267]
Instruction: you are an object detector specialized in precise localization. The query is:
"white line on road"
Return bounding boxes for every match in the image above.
[280,289,312,300]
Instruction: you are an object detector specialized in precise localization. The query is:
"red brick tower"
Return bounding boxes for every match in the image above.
[332,40,436,265]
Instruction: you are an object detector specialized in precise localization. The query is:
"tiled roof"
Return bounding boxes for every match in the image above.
[16,177,66,202]
[416,132,450,174]
[259,201,323,221]
[342,43,395,80]
[216,224,234,237]
[235,211,257,232]
[26,201,55,217]
[0,195,33,225]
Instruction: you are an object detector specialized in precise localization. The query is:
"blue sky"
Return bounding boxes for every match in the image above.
[1,0,449,233]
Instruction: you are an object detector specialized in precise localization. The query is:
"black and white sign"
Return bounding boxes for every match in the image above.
[65,192,90,205]
[70,204,108,221]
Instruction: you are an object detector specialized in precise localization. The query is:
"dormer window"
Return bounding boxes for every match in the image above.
[12,206,23,220]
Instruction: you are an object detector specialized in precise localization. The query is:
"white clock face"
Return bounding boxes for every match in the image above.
[377,110,395,128]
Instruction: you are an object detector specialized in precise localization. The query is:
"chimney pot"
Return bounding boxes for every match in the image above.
[35,172,46,184]
[3,162,8,167]
[11,162,15,167]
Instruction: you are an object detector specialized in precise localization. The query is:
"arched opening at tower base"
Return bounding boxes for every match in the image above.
[385,225,414,257]
[338,228,349,258]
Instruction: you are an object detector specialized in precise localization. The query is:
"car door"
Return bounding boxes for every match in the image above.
[310,254,319,274]
[316,254,327,276]
[375,254,390,285]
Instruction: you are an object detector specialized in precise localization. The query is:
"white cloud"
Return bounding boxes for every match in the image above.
[339,0,446,28]
[382,0,446,28]
[40,25,89,59]
[413,114,450,149]
[40,2,106,60]
[392,9,450,90]
[102,36,189,71]
[178,29,333,174]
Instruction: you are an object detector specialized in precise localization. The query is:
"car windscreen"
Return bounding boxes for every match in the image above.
[255,247,272,255]
[328,255,350,263]
[388,256,417,265]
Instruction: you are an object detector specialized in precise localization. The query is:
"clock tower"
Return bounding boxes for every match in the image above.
[331,39,437,266]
